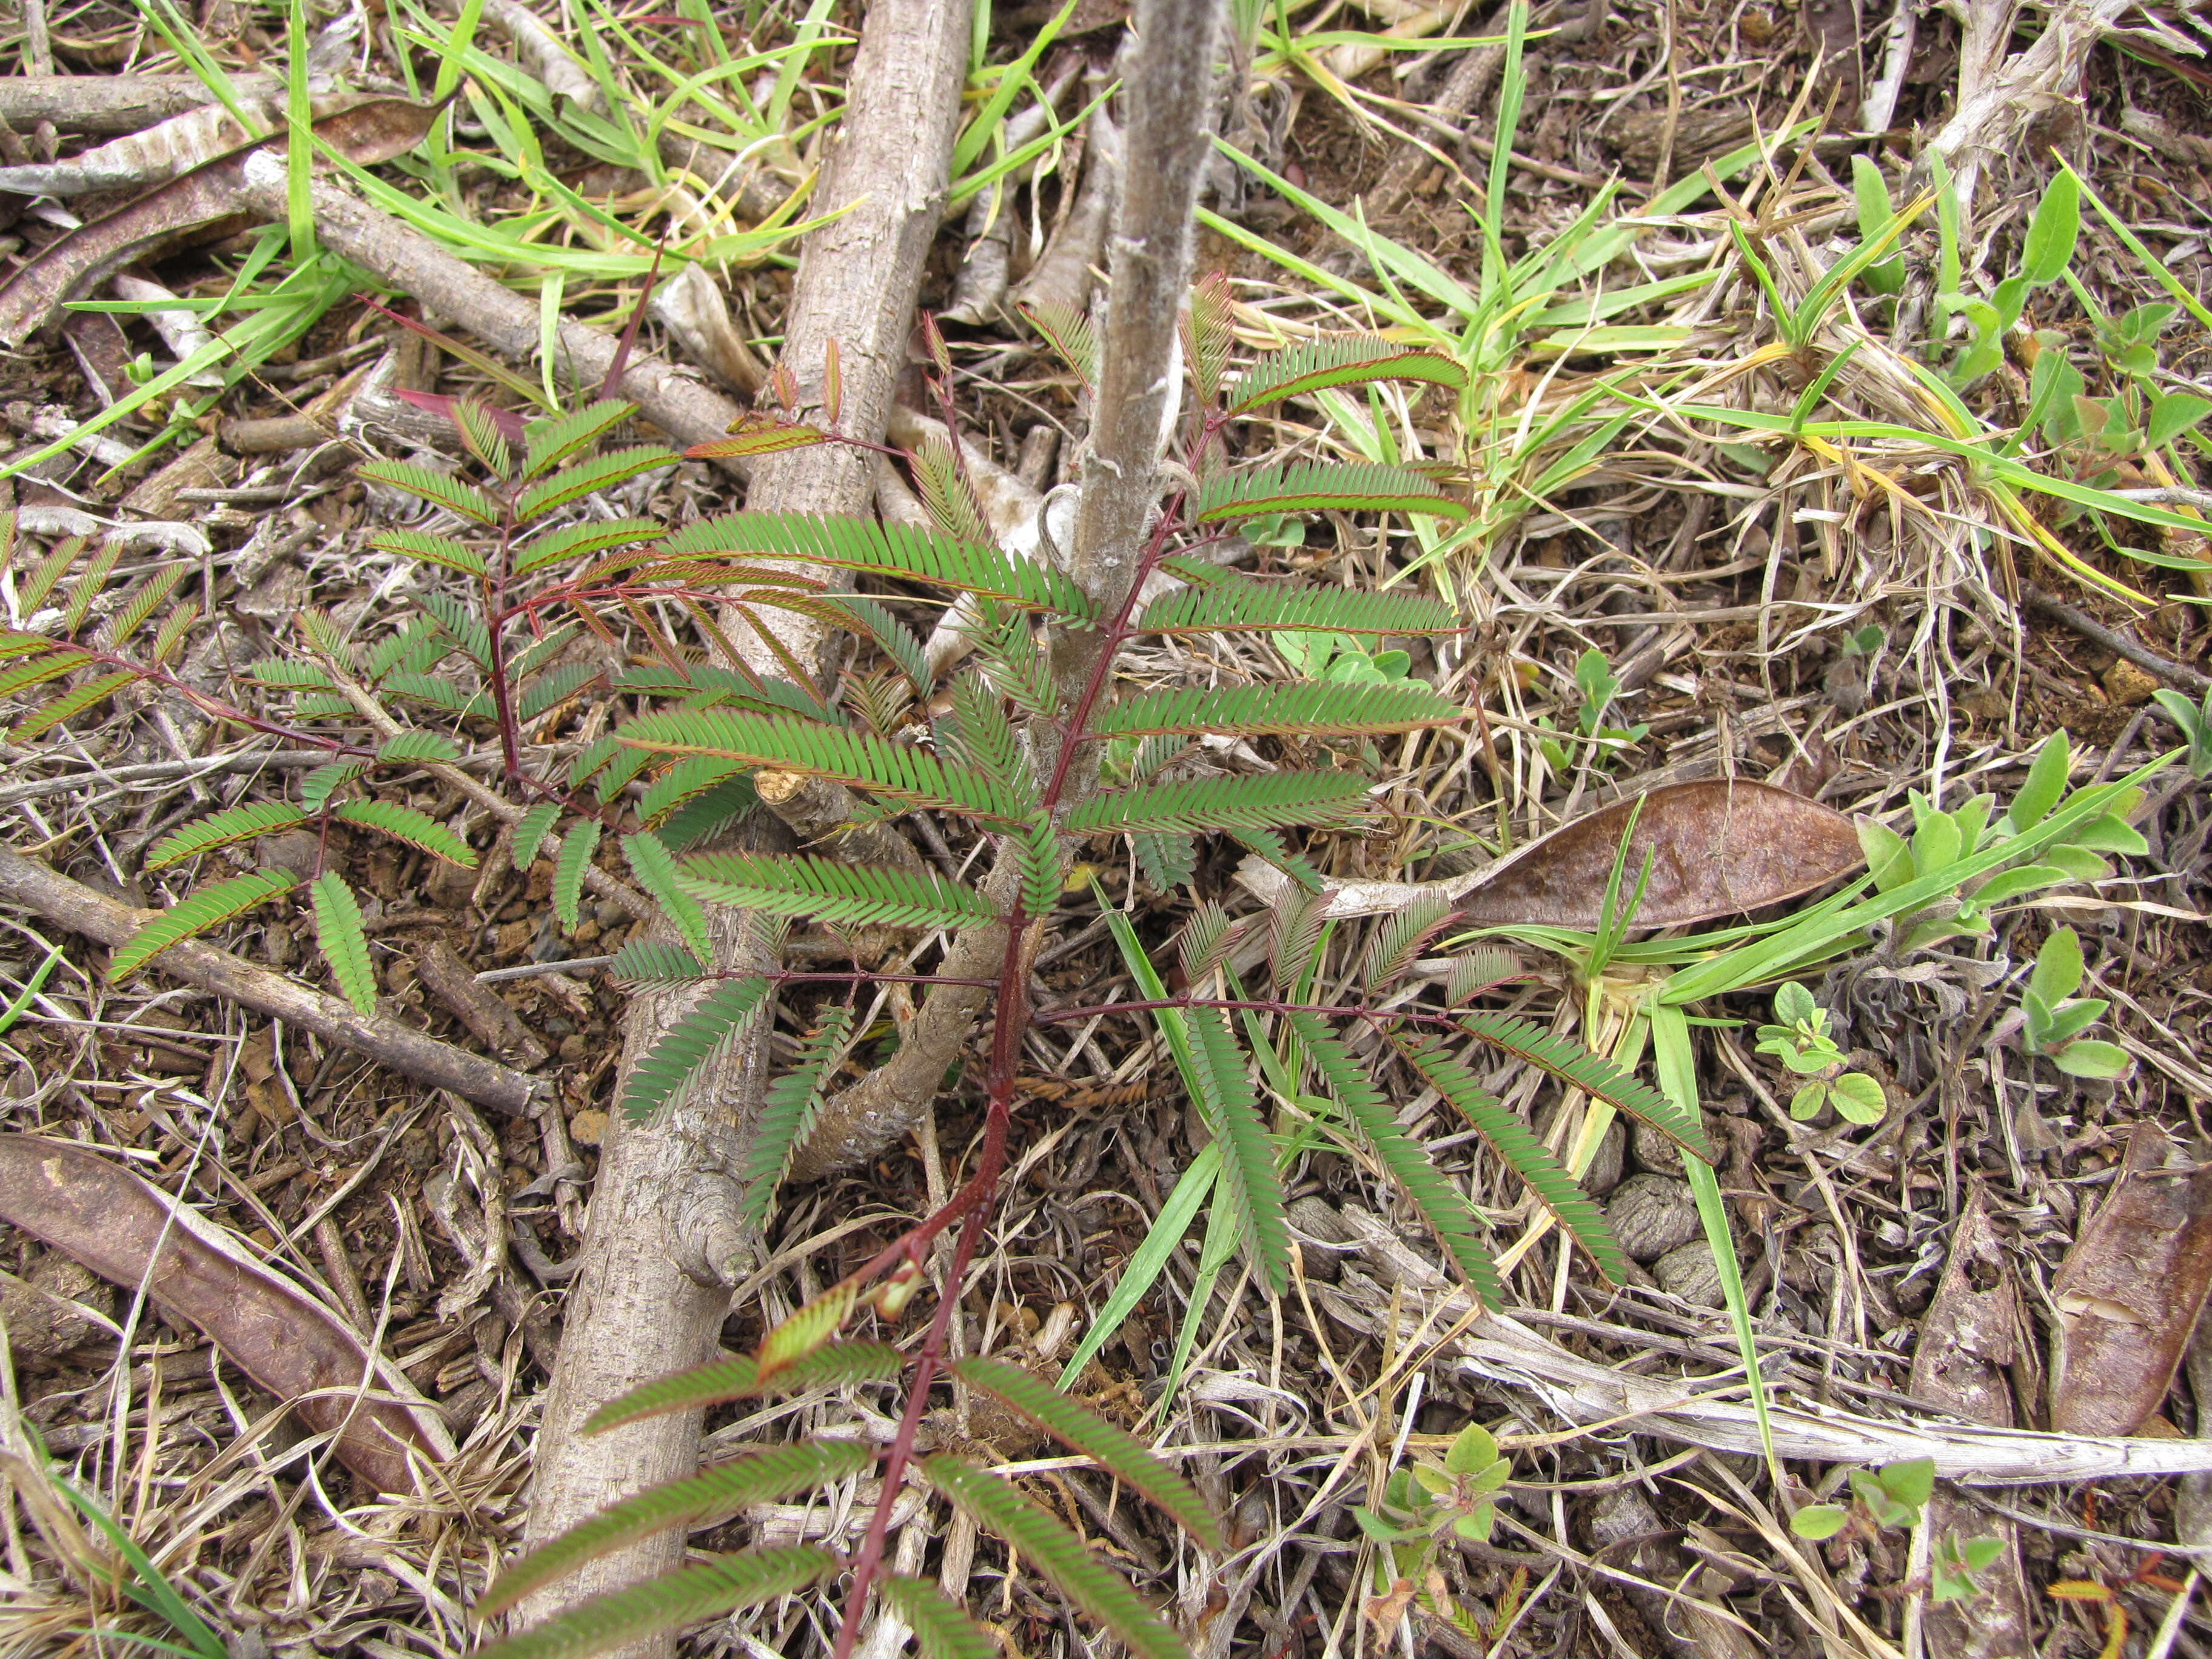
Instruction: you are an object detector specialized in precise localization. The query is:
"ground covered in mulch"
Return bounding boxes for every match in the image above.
[2,1,2211,1657]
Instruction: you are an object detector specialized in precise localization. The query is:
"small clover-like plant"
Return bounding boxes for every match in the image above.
[1537,648,1647,774]
[1857,732,2147,957]
[1755,980,1886,1124]
[2018,926,2132,1081]
[1355,1424,1514,1640]
[1792,1458,2002,1604]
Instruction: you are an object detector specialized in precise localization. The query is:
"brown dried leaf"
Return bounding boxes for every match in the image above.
[0,1134,453,1491]
[0,96,437,347]
[0,98,269,196]
[1454,779,1864,930]
[1909,1187,2037,1659]
[2050,1120,2212,1438]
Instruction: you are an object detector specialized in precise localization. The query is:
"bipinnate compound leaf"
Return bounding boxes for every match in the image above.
[1139,568,1458,635]
[309,874,377,1017]
[330,800,477,866]
[618,973,773,1121]
[1455,1010,1713,1162]
[477,1443,873,1618]
[379,729,464,765]
[553,818,602,929]
[511,802,562,867]
[366,527,487,577]
[757,1283,860,1382]
[471,1546,839,1659]
[1394,1035,1627,1284]
[638,756,750,826]
[1185,1006,1289,1295]
[1455,780,1863,931]
[677,852,998,931]
[1067,773,1372,836]
[12,670,135,742]
[921,1458,1187,1659]
[110,869,296,978]
[583,1340,905,1432]
[608,939,709,984]
[741,1005,851,1226]
[879,1577,1000,1659]
[522,400,636,480]
[144,802,309,871]
[950,1358,1227,1550]
[1021,299,1099,390]
[511,517,667,577]
[618,710,1028,822]
[514,446,679,521]
[1290,1011,1503,1305]
[657,512,1091,618]
[622,831,712,962]
[1092,682,1463,739]
[1195,461,1468,523]
[1228,333,1465,413]
[353,460,504,525]
[1451,1008,1708,1159]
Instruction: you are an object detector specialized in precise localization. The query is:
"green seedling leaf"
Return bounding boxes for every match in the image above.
[2021,172,2080,286]
[2051,1039,2131,1079]
[1828,1071,1887,1124]
[1791,1503,1849,1540]
[309,873,377,1016]
[553,818,602,929]
[511,802,562,866]
[1443,1423,1498,1476]
[2030,926,2085,1004]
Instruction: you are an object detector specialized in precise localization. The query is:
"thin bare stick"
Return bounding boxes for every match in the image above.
[0,848,540,1114]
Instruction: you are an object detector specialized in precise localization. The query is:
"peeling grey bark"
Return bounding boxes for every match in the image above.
[511,2,971,1651]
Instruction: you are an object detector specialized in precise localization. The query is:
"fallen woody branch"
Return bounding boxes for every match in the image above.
[0,846,541,1115]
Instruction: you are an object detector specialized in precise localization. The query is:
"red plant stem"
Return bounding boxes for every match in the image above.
[483,512,527,788]
[1031,994,1507,1030]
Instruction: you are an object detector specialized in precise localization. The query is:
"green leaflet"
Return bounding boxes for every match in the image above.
[471,1546,839,1659]
[1231,826,1329,894]
[1184,1005,1289,1296]
[1092,681,1463,739]
[638,756,749,826]
[921,1458,1187,1659]
[1013,816,1063,919]
[110,869,296,978]
[583,1339,907,1432]
[1138,567,1460,635]
[826,594,931,691]
[622,831,711,961]
[510,802,563,866]
[0,648,88,700]
[309,873,377,1017]
[1133,831,1198,893]
[618,709,1029,823]
[366,526,488,577]
[612,663,840,724]
[477,1442,873,1618]
[110,565,185,645]
[950,1358,1227,1550]
[1021,298,1099,391]
[1227,333,1465,413]
[520,662,604,722]
[659,776,762,852]
[740,1005,852,1226]
[618,974,774,1121]
[675,852,997,931]
[656,511,1092,618]
[1290,1011,1504,1305]
[378,729,463,764]
[1361,894,1455,988]
[329,799,477,866]
[879,1577,1000,1659]
[144,802,309,871]
[554,818,602,929]
[1454,1010,1714,1161]
[354,459,505,525]
[1394,1035,1626,1284]
[609,939,708,983]
[1195,461,1469,523]
[511,516,666,577]
[301,763,365,812]
[521,399,635,480]
[12,669,135,742]
[514,446,679,521]
[1067,773,1372,836]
